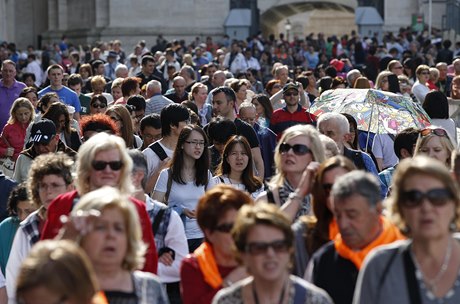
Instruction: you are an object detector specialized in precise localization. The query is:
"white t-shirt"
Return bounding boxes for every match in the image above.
[214,175,264,199]
[142,141,174,177]
[154,169,216,239]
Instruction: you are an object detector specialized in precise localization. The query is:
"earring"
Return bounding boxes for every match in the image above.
[450,221,457,232]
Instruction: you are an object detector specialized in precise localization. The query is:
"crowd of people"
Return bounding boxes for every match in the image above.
[0,26,460,303]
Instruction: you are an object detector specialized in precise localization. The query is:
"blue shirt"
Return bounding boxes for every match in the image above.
[38,86,81,113]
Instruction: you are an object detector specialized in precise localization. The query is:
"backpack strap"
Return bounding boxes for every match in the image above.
[163,168,173,204]
[149,142,168,161]
[152,205,167,236]
[402,243,422,304]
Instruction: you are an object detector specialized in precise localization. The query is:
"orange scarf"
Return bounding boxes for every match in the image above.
[329,219,339,240]
[195,242,222,289]
[334,216,405,270]
[92,291,109,304]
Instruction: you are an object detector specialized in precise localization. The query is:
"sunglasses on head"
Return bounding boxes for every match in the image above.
[400,188,453,208]
[214,222,234,233]
[279,143,311,156]
[420,128,448,138]
[92,160,123,171]
[245,239,290,255]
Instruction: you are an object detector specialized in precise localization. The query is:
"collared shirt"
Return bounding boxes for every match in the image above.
[0,80,26,128]
[145,94,173,115]
[269,104,317,138]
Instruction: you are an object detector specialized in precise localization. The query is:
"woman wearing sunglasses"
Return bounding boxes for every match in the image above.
[89,94,108,115]
[40,132,158,274]
[153,124,216,253]
[181,185,251,304]
[255,125,325,220]
[414,126,455,167]
[412,65,431,104]
[214,136,263,199]
[354,155,460,304]
[213,203,332,304]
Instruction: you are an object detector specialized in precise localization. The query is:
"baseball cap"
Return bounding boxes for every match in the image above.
[283,83,299,94]
[29,119,56,144]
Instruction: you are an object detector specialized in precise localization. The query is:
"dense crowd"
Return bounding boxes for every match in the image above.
[0,27,460,303]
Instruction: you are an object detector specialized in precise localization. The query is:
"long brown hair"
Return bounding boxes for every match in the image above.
[216,135,262,193]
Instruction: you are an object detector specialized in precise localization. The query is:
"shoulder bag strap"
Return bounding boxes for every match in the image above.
[152,206,167,235]
[402,244,422,304]
[163,168,173,204]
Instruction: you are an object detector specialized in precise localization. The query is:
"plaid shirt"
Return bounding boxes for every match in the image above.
[20,209,42,247]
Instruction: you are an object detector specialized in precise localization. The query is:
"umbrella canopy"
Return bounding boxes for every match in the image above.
[309,88,431,134]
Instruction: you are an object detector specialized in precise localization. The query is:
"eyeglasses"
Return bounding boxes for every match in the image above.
[38,182,67,192]
[91,160,123,171]
[279,143,311,156]
[215,222,234,233]
[91,103,106,109]
[245,239,290,255]
[400,188,453,208]
[284,92,299,97]
[420,128,448,138]
[185,140,205,147]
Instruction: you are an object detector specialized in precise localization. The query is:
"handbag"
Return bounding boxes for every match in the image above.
[0,135,15,177]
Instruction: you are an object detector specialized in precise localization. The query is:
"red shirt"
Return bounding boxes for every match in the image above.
[270,104,317,139]
[180,254,236,304]
[41,190,158,274]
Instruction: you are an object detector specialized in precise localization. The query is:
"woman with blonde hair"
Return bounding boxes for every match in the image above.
[354,156,460,303]
[189,82,212,125]
[255,124,325,220]
[374,71,393,91]
[0,98,35,161]
[414,126,455,168]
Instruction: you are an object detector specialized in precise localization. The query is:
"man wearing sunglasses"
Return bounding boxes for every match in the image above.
[13,119,76,183]
[270,82,317,139]
[305,171,404,304]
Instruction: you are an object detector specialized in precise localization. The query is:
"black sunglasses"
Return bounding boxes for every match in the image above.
[91,160,123,171]
[400,188,453,208]
[420,128,448,138]
[279,143,311,156]
[245,239,289,255]
[91,103,107,109]
[284,92,299,97]
[215,222,234,233]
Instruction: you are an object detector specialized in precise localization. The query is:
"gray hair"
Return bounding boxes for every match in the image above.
[317,112,349,136]
[115,64,128,74]
[331,171,381,208]
[127,149,148,190]
[147,79,161,91]
[239,102,256,113]
[346,69,362,87]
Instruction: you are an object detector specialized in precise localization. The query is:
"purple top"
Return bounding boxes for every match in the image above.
[0,80,26,128]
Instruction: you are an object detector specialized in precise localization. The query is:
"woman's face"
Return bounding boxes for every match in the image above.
[226,143,249,175]
[269,83,281,96]
[252,99,264,117]
[55,114,66,133]
[205,208,238,259]
[111,87,123,101]
[89,148,123,189]
[193,87,208,104]
[182,130,205,160]
[16,106,32,125]
[80,69,90,79]
[322,167,350,211]
[418,136,449,165]
[90,99,107,115]
[236,85,247,102]
[400,174,456,241]
[280,135,313,175]
[24,76,35,88]
[417,69,430,83]
[242,224,291,282]
[380,77,389,91]
[81,207,128,269]
[451,80,460,99]
[25,92,38,108]
[92,82,105,94]
[108,112,123,130]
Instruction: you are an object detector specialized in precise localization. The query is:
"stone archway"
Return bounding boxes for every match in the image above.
[259,0,358,38]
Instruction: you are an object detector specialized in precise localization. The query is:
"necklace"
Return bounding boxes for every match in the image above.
[252,280,287,304]
[411,237,453,294]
